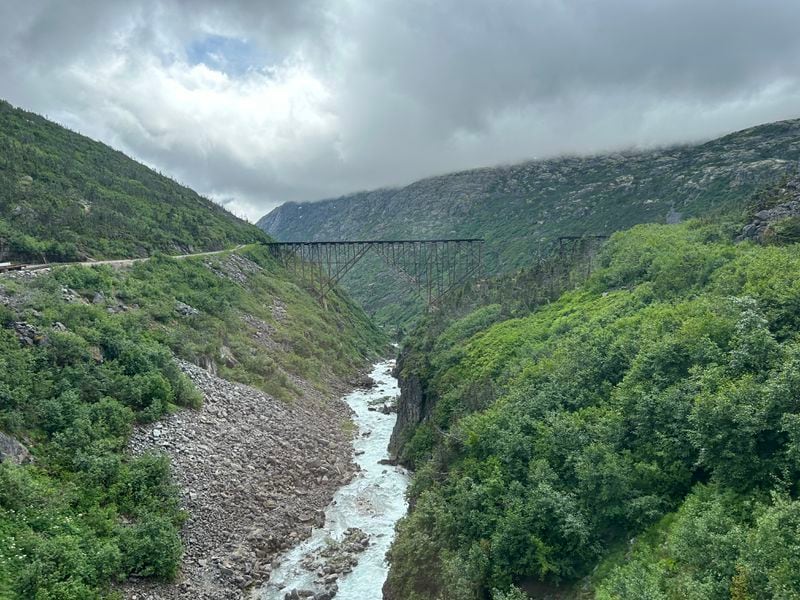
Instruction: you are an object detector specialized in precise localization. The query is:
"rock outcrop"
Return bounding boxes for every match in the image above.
[739,177,800,242]
[387,347,430,464]
[0,431,32,465]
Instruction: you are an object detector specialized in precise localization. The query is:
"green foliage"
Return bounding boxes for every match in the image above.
[0,247,385,598]
[386,220,800,598]
[593,487,800,600]
[118,515,182,579]
[0,457,179,599]
[0,297,187,597]
[492,586,529,600]
[744,494,800,598]
[764,216,800,245]
[0,99,267,262]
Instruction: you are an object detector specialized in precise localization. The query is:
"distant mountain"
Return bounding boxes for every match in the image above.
[0,99,267,262]
[259,118,800,326]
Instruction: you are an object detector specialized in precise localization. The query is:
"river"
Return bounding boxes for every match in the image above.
[258,360,409,600]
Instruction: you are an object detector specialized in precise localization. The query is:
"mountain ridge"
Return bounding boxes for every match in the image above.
[259,117,800,327]
[264,116,798,225]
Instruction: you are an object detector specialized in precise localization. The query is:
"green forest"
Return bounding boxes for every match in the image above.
[385,210,800,598]
[0,100,267,262]
[0,247,384,598]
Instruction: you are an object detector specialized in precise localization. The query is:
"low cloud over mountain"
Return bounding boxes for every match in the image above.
[2,0,800,220]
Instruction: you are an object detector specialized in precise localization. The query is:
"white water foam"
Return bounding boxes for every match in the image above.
[259,360,409,600]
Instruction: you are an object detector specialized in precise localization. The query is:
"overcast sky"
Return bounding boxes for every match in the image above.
[2,1,800,221]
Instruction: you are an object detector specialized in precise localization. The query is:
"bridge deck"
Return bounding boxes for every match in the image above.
[266,239,483,245]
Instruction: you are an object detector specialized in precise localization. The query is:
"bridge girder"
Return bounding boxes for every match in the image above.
[265,239,484,307]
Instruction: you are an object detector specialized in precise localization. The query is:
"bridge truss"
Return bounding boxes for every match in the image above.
[266,239,484,306]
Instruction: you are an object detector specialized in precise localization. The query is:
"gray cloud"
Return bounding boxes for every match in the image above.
[1,0,800,220]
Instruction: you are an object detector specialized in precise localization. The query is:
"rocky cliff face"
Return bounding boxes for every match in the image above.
[739,176,800,242]
[387,346,431,465]
[259,118,800,326]
[0,431,31,465]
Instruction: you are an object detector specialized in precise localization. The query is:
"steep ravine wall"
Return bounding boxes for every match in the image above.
[0,248,386,599]
[387,346,432,466]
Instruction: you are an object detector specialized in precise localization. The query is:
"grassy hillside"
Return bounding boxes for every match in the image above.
[260,119,800,328]
[0,247,385,599]
[383,218,800,599]
[0,100,267,262]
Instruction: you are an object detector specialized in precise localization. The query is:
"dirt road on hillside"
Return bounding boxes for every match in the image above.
[2,245,249,273]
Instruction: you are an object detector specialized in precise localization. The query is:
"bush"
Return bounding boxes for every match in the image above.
[45,330,92,366]
[743,495,800,598]
[119,515,182,579]
[492,586,531,600]
[113,453,180,517]
[0,303,13,326]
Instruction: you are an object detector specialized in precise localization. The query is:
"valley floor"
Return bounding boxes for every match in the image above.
[121,362,363,600]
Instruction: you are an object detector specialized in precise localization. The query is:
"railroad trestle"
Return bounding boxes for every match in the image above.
[265,239,485,306]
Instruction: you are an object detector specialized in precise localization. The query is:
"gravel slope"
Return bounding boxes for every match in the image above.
[123,361,362,600]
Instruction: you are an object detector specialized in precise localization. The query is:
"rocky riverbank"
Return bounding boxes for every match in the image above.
[259,360,408,600]
[122,361,368,600]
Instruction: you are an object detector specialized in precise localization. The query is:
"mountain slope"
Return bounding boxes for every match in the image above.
[260,118,800,326]
[0,99,267,262]
[383,217,800,599]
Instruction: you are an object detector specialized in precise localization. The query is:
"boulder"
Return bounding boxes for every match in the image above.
[12,321,39,345]
[354,374,377,389]
[738,178,800,242]
[175,300,200,316]
[0,432,32,465]
[219,345,239,368]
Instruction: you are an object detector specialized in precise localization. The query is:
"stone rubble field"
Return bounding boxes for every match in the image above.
[123,361,361,600]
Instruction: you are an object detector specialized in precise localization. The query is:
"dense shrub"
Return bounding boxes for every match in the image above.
[387,221,800,599]
[118,516,183,579]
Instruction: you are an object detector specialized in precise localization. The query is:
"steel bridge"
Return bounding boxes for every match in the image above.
[266,239,484,306]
